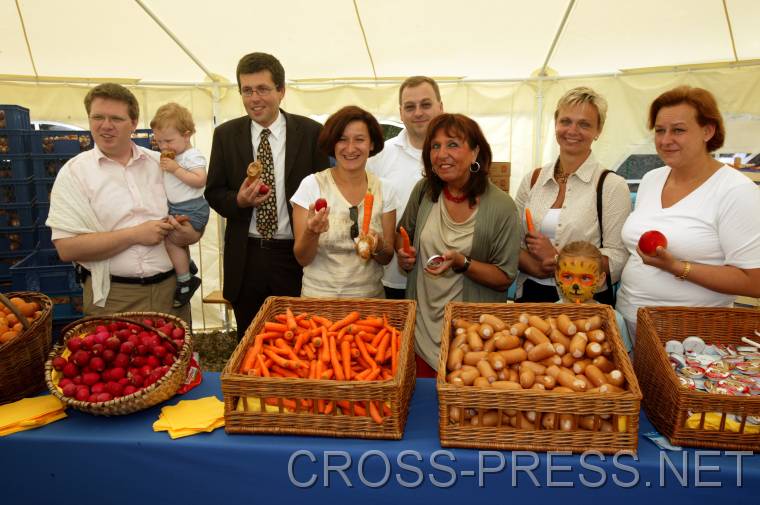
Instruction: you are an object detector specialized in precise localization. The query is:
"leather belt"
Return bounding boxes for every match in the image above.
[248,237,295,250]
[76,264,175,285]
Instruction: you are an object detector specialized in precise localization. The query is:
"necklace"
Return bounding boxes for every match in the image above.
[442,186,467,203]
[554,160,568,184]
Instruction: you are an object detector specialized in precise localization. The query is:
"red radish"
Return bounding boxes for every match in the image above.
[109,367,126,381]
[91,383,106,395]
[105,336,121,350]
[95,325,108,334]
[106,382,123,397]
[142,318,154,327]
[62,383,77,397]
[114,353,130,368]
[89,357,105,372]
[52,356,67,370]
[91,343,104,356]
[102,349,116,363]
[638,230,668,256]
[82,372,101,386]
[96,392,112,402]
[67,338,82,352]
[315,198,328,212]
[72,375,82,385]
[259,183,270,195]
[171,327,185,339]
[118,377,130,386]
[72,350,91,367]
[82,334,96,349]
[131,356,146,368]
[75,387,90,401]
[59,378,73,388]
[123,385,138,396]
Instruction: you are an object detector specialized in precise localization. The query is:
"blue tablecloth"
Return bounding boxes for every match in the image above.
[1,374,757,505]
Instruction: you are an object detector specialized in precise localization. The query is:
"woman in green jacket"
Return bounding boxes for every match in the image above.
[396,113,520,376]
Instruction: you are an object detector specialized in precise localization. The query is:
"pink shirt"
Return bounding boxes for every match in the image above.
[50,143,173,277]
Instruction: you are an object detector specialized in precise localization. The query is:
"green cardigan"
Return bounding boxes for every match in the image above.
[399,179,520,302]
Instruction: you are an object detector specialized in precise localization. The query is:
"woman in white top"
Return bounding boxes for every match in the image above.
[291,106,398,298]
[514,87,631,304]
[617,86,760,337]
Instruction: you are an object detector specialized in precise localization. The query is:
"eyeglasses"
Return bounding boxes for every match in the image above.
[241,86,276,97]
[89,114,128,125]
[349,206,359,240]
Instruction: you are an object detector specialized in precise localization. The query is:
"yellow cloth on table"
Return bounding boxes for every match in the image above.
[153,396,225,439]
[0,395,67,436]
[685,412,760,434]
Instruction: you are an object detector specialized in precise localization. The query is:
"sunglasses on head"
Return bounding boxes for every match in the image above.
[349,206,359,240]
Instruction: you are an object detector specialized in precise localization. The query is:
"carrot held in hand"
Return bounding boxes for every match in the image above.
[399,226,412,254]
[525,208,535,234]
[362,192,374,235]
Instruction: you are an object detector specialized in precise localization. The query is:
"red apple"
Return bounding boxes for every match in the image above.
[314,198,328,212]
[638,230,668,256]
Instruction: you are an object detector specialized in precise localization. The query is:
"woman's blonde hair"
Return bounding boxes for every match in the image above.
[150,102,196,135]
[554,86,608,131]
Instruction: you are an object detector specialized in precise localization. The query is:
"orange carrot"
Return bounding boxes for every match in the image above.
[341,340,351,380]
[348,324,379,335]
[264,322,288,333]
[374,331,390,364]
[320,327,330,363]
[285,308,298,333]
[311,315,332,328]
[355,335,377,370]
[252,331,283,341]
[329,311,361,332]
[330,336,345,381]
[240,346,258,372]
[391,328,398,375]
[320,369,334,380]
[324,401,336,415]
[382,402,392,416]
[369,401,384,424]
[356,317,384,328]
[256,354,270,377]
[354,368,372,381]
[399,226,412,254]
[525,208,535,234]
[370,328,388,348]
[361,192,374,235]
[270,365,299,378]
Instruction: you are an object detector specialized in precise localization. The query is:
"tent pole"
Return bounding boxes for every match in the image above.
[210,83,229,330]
[533,78,544,169]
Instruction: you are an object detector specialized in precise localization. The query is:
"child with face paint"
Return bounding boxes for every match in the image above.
[555,241,631,352]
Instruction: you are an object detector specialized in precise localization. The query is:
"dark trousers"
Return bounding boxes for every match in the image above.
[383,286,407,300]
[232,239,303,340]
[516,278,615,306]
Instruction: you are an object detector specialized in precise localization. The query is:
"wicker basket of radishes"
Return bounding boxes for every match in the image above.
[45,312,192,415]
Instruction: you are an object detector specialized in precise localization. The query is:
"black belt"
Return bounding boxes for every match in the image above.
[76,264,175,285]
[248,237,295,250]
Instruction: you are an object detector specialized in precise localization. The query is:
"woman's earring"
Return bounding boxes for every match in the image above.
[470,161,481,173]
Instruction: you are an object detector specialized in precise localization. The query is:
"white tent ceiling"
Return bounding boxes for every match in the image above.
[2,0,759,86]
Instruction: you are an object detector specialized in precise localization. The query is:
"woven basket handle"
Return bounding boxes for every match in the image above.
[0,292,31,330]
[58,315,176,350]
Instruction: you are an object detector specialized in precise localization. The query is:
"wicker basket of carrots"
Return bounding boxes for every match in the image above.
[221,296,417,439]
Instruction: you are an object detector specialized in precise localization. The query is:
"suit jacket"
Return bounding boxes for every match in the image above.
[204,110,328,302]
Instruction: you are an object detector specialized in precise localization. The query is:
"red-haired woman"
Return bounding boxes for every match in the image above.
[396,113,520,375]
[617,86,760,338]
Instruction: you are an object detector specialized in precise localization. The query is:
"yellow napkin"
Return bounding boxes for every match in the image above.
[685,412,760,434]
[0,395,67,436]
[153,396,225,439]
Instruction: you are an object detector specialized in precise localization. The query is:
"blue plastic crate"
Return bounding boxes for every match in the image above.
[29,130,92,154]
[47,289,84,319]
[0,155,31,179]
[0,202,36,227]
[0,105,31,130]
[31,154,72,178]
[34,177,54,204]
[0,130,29,155]
[35,202,49,225]
[9,248,79,293]
[0,249,34,280]
[37,225,52,248]
[132,129,158,151]
[0,223,37,252]
[0,177,33,204]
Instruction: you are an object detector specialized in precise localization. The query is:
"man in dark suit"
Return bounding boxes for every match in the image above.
[205,52,328,338]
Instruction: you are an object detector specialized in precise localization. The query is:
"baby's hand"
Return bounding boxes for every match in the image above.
[160,157,181,174]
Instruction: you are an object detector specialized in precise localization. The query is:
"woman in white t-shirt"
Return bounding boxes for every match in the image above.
[291,106,398,298]
[617,86,760,338]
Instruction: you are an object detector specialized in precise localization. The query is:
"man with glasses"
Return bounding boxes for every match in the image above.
[367,76,444,299]
[47,83,200,321]
[205,52,328,338]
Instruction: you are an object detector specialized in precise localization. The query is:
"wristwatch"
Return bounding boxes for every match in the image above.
[452,255,471,274]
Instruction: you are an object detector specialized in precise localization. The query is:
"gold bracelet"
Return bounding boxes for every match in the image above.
[676,261,691,280]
